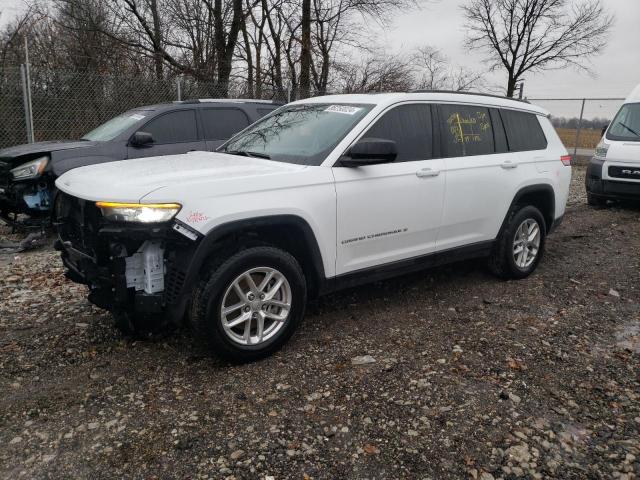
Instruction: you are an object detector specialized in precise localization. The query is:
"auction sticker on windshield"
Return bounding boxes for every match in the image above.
[325,105,362,115]
[130,114,146,121]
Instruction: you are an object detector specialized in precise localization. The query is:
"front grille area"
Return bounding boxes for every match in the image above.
[55,192,103,256]
[609,166,640,180]
[55,193,198,315]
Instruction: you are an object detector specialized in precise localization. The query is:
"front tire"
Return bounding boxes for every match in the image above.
[489,205,546,279]
[194,246,307,363]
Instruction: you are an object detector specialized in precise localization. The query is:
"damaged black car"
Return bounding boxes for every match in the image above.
[0,99,281,227]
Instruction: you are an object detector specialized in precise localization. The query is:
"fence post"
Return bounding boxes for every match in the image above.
[176,76,182,101]
[23,37,35,143]
[20,65,34,144]
[573,98,586,160]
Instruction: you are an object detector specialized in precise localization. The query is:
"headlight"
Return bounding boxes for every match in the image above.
[595,141,609,159]
[96,202,182,223]
[11,156,49,181]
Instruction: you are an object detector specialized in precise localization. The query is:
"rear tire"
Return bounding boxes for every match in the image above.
[488,205,546,279]
[193,246,306,363]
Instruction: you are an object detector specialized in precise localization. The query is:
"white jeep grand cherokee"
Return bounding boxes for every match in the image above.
[54,92,571,362]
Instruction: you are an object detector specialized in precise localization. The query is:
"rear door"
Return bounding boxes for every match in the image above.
[435,103,523,250]
[199,107,251,150]
[333,103,445,275]
[127,109,205,158]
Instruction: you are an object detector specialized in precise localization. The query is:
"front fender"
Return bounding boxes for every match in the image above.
[173,214,328,309]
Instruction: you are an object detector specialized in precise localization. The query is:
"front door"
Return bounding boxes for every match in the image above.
[128,109,205,158]
[333,103,445,275]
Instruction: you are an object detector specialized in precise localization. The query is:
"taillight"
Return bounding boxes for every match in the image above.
[560,155,572,166]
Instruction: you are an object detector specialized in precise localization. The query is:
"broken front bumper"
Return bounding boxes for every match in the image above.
[54,193,201,322]
[0,174,54,227]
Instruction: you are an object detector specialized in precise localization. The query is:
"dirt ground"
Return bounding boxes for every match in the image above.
[1,165,639,480]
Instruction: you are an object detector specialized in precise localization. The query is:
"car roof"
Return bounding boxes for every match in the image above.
[291,91,549,116]
[135,99,284,112]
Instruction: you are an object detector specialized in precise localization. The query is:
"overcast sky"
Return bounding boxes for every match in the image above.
[383,0,639,118]
[1,0,637,118]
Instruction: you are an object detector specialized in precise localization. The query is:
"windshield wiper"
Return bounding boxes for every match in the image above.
[619,122,640,137]
[225,150,271,159]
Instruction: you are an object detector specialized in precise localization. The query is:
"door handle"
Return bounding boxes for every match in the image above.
[501,161,518,170]
[416,168,440,178]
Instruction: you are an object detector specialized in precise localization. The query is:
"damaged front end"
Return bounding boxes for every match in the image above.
[0,156,54,227]
[53,193,201,325]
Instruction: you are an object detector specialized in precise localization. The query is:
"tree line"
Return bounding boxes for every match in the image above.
[0,0,613,100]
[550,116,610,130]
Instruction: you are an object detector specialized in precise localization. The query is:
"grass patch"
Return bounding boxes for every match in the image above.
[555,128,602,150]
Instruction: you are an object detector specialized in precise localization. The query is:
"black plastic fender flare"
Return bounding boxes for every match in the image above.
[497,184,556,237]
[177,214,327,302]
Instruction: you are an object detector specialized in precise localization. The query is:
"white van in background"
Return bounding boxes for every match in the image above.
[586,84,640,205]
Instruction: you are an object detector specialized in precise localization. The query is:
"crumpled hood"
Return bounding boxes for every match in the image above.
[55,151,307,203]
[0,140,97,160]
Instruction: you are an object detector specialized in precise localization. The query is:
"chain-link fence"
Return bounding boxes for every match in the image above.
[528,97,626,156]
[0,68,28,149]
[0,65,290,149]
[0,63,629,153]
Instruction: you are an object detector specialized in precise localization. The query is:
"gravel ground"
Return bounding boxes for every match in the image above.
[1,165,639,479]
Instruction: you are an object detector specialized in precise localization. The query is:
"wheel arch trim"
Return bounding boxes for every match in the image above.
[178,214,327,300]
[499,184,556,236]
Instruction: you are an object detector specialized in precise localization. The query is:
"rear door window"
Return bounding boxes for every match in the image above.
[362,104,433,162]
[439,104,494,157]
[201,108,250,140]
[142,110,198,144]
[501,109,548,151]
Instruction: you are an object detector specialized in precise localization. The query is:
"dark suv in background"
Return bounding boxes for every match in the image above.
[0,99,281,226]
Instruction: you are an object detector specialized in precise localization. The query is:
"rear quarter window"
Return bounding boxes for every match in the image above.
[501,109,548,151]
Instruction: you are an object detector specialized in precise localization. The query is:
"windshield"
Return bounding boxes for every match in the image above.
[607,103,640,142]
[219,103,374,165]
[81,110,151,141]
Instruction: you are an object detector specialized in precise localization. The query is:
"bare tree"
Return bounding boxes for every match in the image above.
[462,0,613,97]
[94,0,246,94]
[335,54,415,93]
[413,45,483,91]
[298,0,311,98]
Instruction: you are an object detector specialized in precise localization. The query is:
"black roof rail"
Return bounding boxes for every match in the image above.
[410,89,530,104]
[175,98,286,105]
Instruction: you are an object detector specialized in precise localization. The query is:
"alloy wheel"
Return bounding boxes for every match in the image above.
[220,267,292,346]
[512,218,541,269]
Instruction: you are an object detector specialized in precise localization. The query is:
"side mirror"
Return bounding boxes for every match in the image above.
[341,138,397,167]
[601,123,609,138]
[131,131,153,147]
